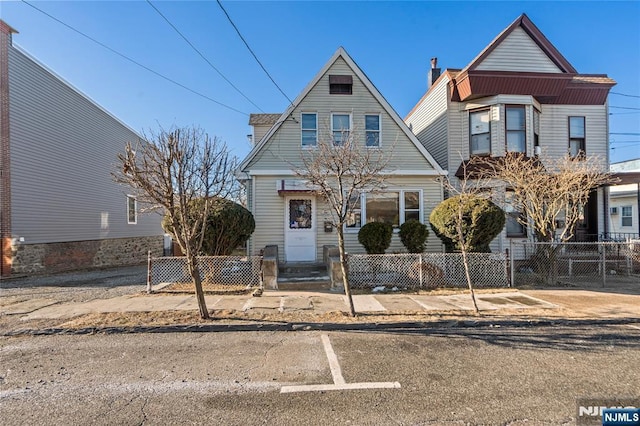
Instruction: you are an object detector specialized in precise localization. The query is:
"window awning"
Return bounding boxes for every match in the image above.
[277,179,317,195]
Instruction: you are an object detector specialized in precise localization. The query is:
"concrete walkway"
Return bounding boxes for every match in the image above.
[6,289,596,321]
[2,265,639,324]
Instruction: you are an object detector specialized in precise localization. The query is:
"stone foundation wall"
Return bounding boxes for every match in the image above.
[10,236,163,275]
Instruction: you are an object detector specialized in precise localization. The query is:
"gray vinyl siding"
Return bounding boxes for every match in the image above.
[475,27,561,73]
[405,78,449,170]
[8,46,163,244]
[249,175,444,262]
[246,58,436,172]
[539,104,608,167]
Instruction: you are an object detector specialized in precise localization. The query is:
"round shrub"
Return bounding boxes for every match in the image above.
[358,222,393,254]
[399,219,429,253]
[429,195,505,253]
[163,198,255,255]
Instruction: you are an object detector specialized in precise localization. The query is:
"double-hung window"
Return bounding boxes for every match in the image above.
[505,190,525,237]
[332,113,351,145]
[470,109,491,155]
[301,113,317,147]
[506,106,526,153]
[569,116,586,157]
[365,114,380,147]
[127,195,137,224]
[345,190,422,229]
[621,206,633,227]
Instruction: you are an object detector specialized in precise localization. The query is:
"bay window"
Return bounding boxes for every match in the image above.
[506,106,526,153]
[470,109,491,155]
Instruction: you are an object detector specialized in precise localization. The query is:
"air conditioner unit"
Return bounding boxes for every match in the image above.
[610,207,619,215]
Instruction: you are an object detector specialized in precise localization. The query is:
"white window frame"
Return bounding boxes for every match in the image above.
[365,114,381,148]
[127,195,137,225]
[344,189,423,232]
[331,112,352,145]
[469,108,491,156]
[301,112,317,148]
[621,205,633,227]
[505,105,526,153]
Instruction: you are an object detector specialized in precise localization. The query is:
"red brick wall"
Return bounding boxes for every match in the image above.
[0,22,16,277]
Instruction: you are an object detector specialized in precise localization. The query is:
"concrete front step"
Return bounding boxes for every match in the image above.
[277,276,331,291]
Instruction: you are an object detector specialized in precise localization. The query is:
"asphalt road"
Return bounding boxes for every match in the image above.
[1,324,638,425]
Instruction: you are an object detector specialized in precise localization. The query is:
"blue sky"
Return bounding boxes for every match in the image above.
[2,1,639,163]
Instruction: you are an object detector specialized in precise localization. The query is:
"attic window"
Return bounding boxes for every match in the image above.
[329,75,353,95]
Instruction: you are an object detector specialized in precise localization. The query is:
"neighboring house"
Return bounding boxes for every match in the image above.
[237,47,446,263]
[608,159,640,239]
[0,21,164,277]
[405,14,616,249]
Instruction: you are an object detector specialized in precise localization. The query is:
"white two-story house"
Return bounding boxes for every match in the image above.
[237,47,446,263]
[405,14,616,249]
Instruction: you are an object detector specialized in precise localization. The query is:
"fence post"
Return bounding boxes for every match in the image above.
[146,250,153,294]
[509,240,514,288]
[419,254,423,288]
[600,243,606,288]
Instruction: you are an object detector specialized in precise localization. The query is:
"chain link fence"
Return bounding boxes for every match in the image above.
[347,253,508,290]
[149,256,262,292]
[511,241,640,287]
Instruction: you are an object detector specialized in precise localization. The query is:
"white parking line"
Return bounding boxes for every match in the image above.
[280,334,401,393]
[321,334,346,385]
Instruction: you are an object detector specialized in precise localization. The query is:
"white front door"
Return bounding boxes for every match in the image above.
[284,197,316,262]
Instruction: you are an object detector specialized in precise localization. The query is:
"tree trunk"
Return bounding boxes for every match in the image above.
[460,247,480,314]
[186,253,210,320]
[337,228,356,317]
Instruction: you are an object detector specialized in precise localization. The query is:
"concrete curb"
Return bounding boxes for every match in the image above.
[3,317,639,337]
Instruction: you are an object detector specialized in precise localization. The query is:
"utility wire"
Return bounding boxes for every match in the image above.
[610,132,640,136]
[610,106,640,111]
[216,0,293,105]
[611,91,640,98]
[21,0,249,116]
[146,0,263,112]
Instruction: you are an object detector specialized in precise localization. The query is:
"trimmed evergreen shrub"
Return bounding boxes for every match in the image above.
[358,222,393,254]
[399,219,429,253]
[429,195,505,253]
[163,198,255,255]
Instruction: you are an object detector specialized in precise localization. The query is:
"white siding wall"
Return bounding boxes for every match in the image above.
[8,47,163,244]
[539,104,609,167]
[249,175,444,262]
[475,27,562,73]
[253,124,276,145]
[405,78,450,170]
[246,58,435,172]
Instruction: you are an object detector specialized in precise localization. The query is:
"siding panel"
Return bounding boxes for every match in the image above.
[246,58,437,172]
[8,47,163,244]
[475,27,562,73]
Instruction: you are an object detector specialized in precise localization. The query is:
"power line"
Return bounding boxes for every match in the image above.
[216,0,293,105]
[610,132,640,136]
[611,91,640,98]
[146,0,263,112]
[21,0,249,116]
[610,106,640,111]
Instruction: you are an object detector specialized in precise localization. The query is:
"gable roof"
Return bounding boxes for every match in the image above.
[238,47,446,175]
[463,13,577,74]
[249,113,280,126]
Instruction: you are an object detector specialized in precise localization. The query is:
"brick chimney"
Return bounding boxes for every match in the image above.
[428,57,441,89]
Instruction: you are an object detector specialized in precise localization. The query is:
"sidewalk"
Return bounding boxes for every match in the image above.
[2,266,640,333]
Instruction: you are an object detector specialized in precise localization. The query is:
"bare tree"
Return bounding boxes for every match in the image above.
[113,126,236,319]
[481,153,613,284]
[293,130,393,317]
[489,153,613,243]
